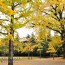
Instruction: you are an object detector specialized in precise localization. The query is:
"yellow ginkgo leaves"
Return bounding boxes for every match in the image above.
[7,34,14,41]
[47,44,56,53]
[0,1,16,15]
[24,43,33,52]
[0,40,5,46]
[47,35,63,53]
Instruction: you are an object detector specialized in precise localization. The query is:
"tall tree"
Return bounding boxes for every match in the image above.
[0,0,32,65]
[43,0,65,58]
[29,0,65,58]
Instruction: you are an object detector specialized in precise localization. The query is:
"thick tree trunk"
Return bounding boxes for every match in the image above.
[61,30,65,58]
[63,43,65,58]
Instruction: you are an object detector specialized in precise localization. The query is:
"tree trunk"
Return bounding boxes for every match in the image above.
[28,52,30,60]
[31,52,33,60]
[63,43,65,58]
[8,39,14,65]
[40,51,41,59]
[53,53,54,60]
[61,30,65,58]
[8,1,14,65]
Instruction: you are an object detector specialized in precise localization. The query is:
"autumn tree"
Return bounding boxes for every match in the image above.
[28,0,65,58]
[23,34,35,59]
[0,0,33,65]
[47,43,56,60]
[37,43,43,58]
[47,35,62,59]
[42,0,65,58]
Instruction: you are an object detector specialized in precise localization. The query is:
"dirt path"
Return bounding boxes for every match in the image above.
[0,57,65,65]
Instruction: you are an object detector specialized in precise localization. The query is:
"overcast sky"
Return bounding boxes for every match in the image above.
[16,27,55,38]
[17,27,35,38]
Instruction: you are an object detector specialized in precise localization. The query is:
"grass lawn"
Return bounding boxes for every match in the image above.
[0,57,65,65]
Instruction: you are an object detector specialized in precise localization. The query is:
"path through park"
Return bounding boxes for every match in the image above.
[0,57,65,65]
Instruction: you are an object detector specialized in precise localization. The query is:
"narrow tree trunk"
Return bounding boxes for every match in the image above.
[31,52,33,60]
[28,52,30,60]
[50,53,51,57]
[40,51,41,59]
[8,1,14,65]
[53,53,54,60]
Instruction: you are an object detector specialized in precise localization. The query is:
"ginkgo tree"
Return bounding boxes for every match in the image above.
[23,34,36,59]
[0,0,33,65]
[29,0,65,58]
[47,35,62,59]
[37,43,43,58]
[43,0,65,58]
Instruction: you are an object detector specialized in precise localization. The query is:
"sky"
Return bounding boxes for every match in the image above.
[17,27,34,38]
[17,27,55,38]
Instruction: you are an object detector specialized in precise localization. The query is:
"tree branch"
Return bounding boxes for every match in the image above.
[0,24,7,29]
[46,26,61,34]
[44,12,60,21]
[14,3,21,7]
[0,19,8,21]
[0,32,8,35]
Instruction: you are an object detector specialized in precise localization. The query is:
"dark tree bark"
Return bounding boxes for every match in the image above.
[61,30,65,58]
[63,43,65,58]
[8,39,14,65]
[31,52,33,60]
[8,2,14,65]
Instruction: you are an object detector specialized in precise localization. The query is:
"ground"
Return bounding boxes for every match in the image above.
[0,57,65,65]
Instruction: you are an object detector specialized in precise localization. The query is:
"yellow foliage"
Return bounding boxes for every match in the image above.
[0,1,16,15]
[51,35,63,45]
[47,43,56,53]
[33,0,45,13]
[14,42,23,52]
[0,40,5,46]
[47,35,63,53]
[47,46,56,53]
[0,40,2,46]
[24,43,34,52]
[7,34,14,41]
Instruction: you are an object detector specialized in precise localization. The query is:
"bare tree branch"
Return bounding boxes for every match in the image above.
[44,12,60,21]
[0,32,8,35]
[14,3,21,7]
[0,24,7,29]
[46,26,61,34]
[0,19,8,21]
